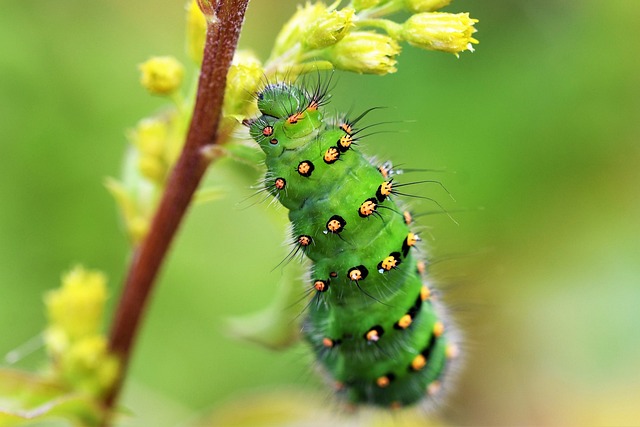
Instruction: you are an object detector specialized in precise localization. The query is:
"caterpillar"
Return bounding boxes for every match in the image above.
[245,79,459,408]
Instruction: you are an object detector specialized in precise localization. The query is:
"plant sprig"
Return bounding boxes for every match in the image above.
[0,1,479,425]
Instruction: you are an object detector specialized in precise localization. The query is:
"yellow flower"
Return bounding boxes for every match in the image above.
[131,117,170,183]
[324,32,401,75]
[403,0,451,13]
[272,2,328,57]
[63,336,108,372]
[224,51,264,118]
[139,56,185,95]
[44,266,108,342]
[401,12,479,55]
[61,335,120,396]
[186,0,207,64]
[133,117,168,157]
[304,7,355,50]
[43,267,119,397]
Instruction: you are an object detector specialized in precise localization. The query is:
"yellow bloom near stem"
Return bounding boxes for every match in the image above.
[401,12,479,55]
[304,7,354,50]
[131,117,171,183]
[324,31,401,75]
[60,335,120,396]
[44,266,108,342]
[134,117,167,157]
[43,267,119,397]
[187,0,207,64]
[274,2,356,56]
[139,56,185,96]
[224,51,264,118]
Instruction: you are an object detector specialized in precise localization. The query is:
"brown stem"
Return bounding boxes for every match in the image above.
[103,0,249,418]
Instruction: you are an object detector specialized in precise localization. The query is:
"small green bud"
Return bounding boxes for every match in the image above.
[139,56,185,96]
[401,12,479,55]
[304,7,355,50]
[403,0,451,12]
[324,31,401,75]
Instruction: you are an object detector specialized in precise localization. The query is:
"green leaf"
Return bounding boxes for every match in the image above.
[225,264,305,350]
[0,369,103,427]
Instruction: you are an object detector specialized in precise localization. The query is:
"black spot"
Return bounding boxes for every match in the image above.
[325,215,346,234]
[358,198,378,218]
[297,160,315,177]
[347,265,369,281]
[324,146,340,164]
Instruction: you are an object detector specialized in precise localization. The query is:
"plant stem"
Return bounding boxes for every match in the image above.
[103,0,249,420]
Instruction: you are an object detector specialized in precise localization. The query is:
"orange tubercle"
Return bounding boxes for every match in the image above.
[411,354,426,371]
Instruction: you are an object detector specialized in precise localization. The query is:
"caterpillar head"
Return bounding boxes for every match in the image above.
[257,82,308,118]
[248,83,323,154]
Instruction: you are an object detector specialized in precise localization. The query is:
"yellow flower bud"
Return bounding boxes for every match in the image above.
[139,56,185,95]
[128,215,151,244]
[401,12,479,55]
[63,336,108,373]
[60,335,120,396]
[129,117,176,184]
[304,7,355,50]
[224,51,264,118]
[325,32,401,75]
[272,2,327,57]
[186,0,207,64]
[43,326,69,356]
[43,267,120,397]
[44,266,108,341]
[133,117,168,157]
[138,155,166,183]
[403,0,451,13]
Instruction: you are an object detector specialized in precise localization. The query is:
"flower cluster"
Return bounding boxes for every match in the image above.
[108,0,478,246]
[43,266,119,397]
[262,0,478,75]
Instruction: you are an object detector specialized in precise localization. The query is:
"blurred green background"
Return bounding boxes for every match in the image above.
[1,0,639,425]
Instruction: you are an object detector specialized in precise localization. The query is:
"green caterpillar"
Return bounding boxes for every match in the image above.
[245,80,458,408]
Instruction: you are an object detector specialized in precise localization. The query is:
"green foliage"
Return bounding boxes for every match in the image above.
[0,369,102,427]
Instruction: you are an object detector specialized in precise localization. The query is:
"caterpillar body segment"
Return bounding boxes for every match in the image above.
[247,81,456,408]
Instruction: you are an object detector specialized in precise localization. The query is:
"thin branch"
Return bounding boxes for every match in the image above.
[103,0,249,419]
